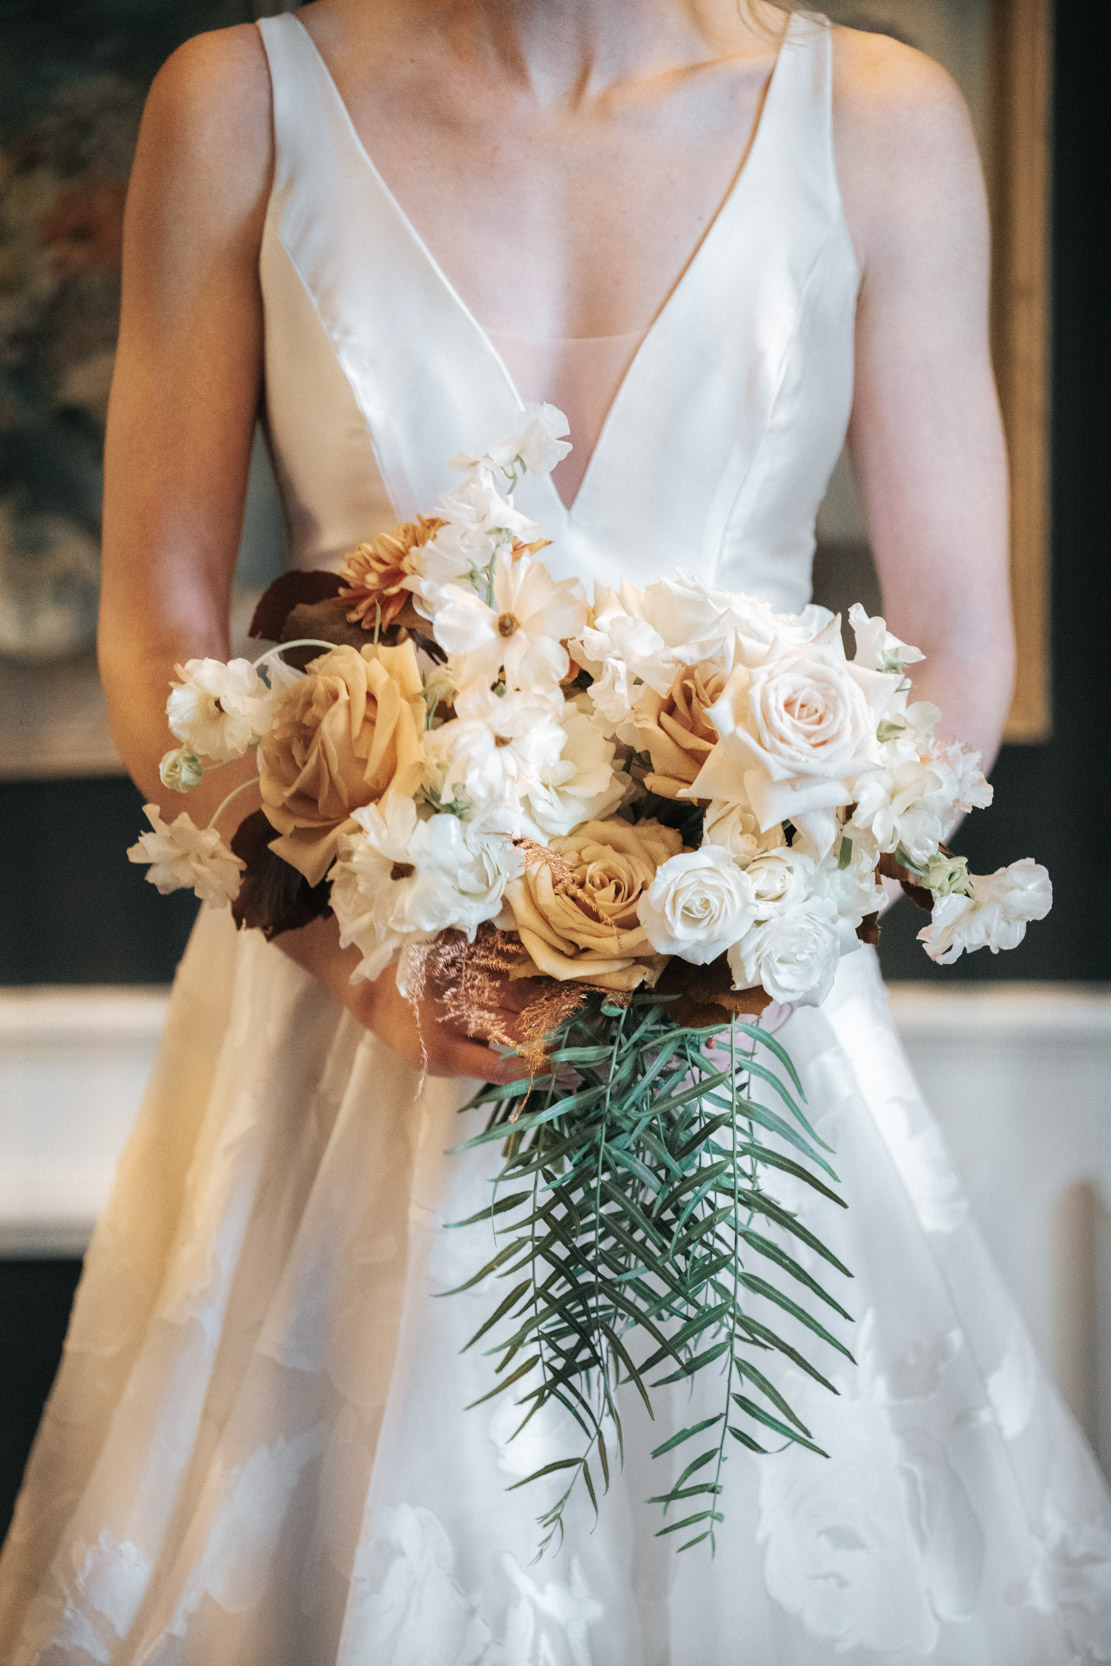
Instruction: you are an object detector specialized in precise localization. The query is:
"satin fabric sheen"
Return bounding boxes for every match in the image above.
[2,12,1110,1662]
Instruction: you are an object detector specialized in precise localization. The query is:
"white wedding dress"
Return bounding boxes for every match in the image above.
[3,12,1111,1663]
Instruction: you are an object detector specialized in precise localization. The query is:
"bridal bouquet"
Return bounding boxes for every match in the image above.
[130,405,1051,1552]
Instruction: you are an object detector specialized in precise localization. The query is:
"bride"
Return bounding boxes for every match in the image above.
[3,0,1110,1659]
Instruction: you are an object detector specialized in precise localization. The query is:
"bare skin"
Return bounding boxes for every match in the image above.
[99,0,1014,1083]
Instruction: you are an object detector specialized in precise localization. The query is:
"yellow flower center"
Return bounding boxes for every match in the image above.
[496,612,520,638]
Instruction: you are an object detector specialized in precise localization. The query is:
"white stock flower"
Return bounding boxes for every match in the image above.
[452,402,572,480]
[425,551,586,691]
[424,683,566,817]
[127,804,244,908]
[331,797,520,981]
[638,844,758,965]
[848,603,925,673]
[166,657,276,763]
[691,641,900,856]
[918,858,1052,965]
[728,898,841,1007]
[702,799,787,865]
[521,701,627,838]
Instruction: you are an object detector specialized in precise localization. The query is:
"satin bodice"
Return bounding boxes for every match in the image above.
[255,10,859,612]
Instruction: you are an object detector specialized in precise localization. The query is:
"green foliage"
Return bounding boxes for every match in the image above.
[446,991,854,1556]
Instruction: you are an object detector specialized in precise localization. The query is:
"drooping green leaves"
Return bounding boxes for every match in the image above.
[449,990,853,1555]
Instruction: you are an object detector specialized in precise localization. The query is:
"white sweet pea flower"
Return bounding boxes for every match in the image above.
[331,797,521,982]
[690,641,901,857]
[407,466,543,599]
[426,550,586,691]
[451,402,572,481]
[424,683,566,818]
[166,657,276,763]
[521,701,628,838]
[918,858,1052,965]
[849,752,953,865]
[702,799,787,865]
[638,844,759,965]
[728,897,842,1007]
[943,739,994,813]
[127,804,244,908]
[813,840,887,952]
[848,603,926,674]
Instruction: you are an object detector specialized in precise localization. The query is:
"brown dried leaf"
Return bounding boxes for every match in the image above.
[654,953,773,1029]
[230,809,332,939]
[248,569,344,642]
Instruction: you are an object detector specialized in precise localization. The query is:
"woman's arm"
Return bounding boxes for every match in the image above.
[834,30,1015,773]
[99,28,525,1083]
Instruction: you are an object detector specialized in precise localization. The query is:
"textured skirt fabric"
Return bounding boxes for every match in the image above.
[2,907,1110,1664]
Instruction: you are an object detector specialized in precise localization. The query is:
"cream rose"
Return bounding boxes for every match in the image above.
[505,818,682,990]
[702,798,786,865]
[259,641,425,885]
[638,845,758,965]
[743,848,818,917]
[691,644,900,853]
[633,660,727,799]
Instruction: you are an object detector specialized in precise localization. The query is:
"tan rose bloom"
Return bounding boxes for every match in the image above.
[633,660,727,799]
[259,642,425,885]
[339,515,444,632]
[506,818,683,991]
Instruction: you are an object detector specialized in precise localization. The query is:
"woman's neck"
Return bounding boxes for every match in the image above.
[326,0,786,105]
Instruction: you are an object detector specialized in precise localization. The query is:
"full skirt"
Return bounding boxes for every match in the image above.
[2,908,1111,1664]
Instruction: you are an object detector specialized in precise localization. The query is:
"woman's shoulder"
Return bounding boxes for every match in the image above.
[828,19,976,161]
[127,23,274,256]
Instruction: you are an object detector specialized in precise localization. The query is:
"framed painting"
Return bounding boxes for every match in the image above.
[814,0,1054,742]
[0,0,293,780]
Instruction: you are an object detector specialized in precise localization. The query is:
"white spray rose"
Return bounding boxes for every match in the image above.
[638,844,759,965]
[521,702,627,838]
[743,848,819,917]
[127,804,244,908]
[728,898,842,1008]
[918,858,1052,965]
[166,656,276,763]
[331,797,520,982]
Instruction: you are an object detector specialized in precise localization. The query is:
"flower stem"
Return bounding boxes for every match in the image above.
[206,777,261,831]
[251,639,336,672]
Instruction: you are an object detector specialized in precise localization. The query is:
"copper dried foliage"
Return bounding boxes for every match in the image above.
[229,809,333,940]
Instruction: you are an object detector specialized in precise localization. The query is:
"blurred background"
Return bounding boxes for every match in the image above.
[1,0,1109,1539]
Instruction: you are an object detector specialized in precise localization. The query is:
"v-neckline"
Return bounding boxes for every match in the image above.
[288,12,798,523]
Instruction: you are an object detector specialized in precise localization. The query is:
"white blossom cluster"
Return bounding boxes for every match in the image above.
[130,405,1051,1004]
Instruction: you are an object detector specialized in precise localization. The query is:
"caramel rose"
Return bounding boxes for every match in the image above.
[633,660,728,799]
[506,818,683,991]
[259,642,425,886]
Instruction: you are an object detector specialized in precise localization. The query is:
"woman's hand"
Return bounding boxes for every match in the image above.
[276,913,532,1086]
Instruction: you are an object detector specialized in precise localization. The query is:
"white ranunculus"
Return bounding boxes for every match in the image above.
[638,844,759,964]
[127,804,244,908]
[158,746,205,793]
[331,797,520,981]
[521,702,627,838]
[424,551,586,691]
[424,684,566,817]
[166,657,275,763]
[918,859,1052,965]
[701,799,787,865]
[451,402,572,480]
[848,603,925,673]
[743,848,818,917]
[691,642,900,855]
[728,899,842,1008]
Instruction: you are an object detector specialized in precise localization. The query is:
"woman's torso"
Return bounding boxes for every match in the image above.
[255,7,859,609]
